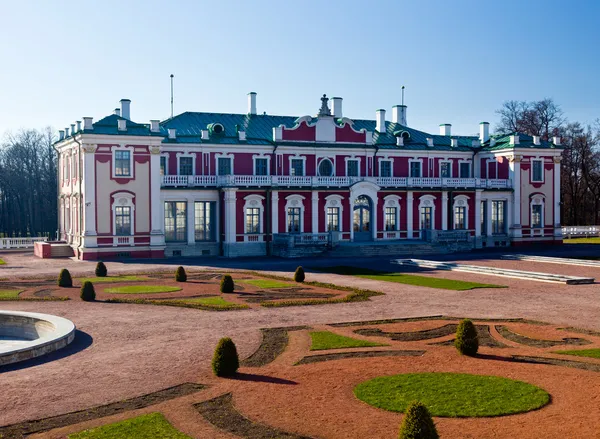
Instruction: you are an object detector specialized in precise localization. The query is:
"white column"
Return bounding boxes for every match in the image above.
[311,191,319,234]
[81,145,97,248]
[475,190,482,238]
[441,191,448,231]
[149,146,165,246]
[271,191,279,234]
[186,199,195,244]
[349,194,354,242]
[553,157,562,235]
[407,191,414,239]
[487,198,493,236]
[511,156,522,237]
[372,198,378,240]
[224,188,237,243]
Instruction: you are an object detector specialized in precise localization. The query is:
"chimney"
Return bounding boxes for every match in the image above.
[65,127,70,137]
[114,108,121,116]
[451,138,458,148]
[510,134,520,145]
[83,117,93,130]
[553,136,561,146]
[439,124,451,136]
[392,105,407,125]
[426,138,434,147]
[331,97,343,118]
[150,120,160,132]
[247,92,257,115]
[238,131,247,141]
[168,128,176,139]
[120,99,131,120]
[479,122,490,143]
[76,121,82,132]
[396,136,403,146]
[71,123,76,134]
[375,109,386,133]
[533,135,541,145]
[59,130,65,140]
[118,119,127,131]
[201,130,209,140]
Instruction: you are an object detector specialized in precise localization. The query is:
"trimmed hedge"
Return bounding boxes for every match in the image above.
[95,261,108,277]
[220,274,235,293]
[175,266,187,282]
[212,337,239,377]
[58,269,73,288]
[80,281,96,301]
[455,319,479,356]
[294,266,305,283]
[399,401,439,439]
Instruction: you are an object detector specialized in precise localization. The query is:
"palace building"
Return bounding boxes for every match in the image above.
[51,93,563,260]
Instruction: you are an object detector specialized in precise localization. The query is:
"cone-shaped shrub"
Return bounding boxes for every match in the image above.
[220,274,234,293]
[175,266,187,282]
[212,337,239,377]
[58,269,73,288]
[80,281,96,302]
[399,401,439,439]
[95,261,107,277]
[455,318,479,356]
[294,266,305,283]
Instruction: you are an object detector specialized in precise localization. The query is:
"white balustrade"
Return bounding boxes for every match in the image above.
[191,175,217,186]
[0,237,48,249]
[376,177,408,186]
[442,178,476,187]
[113,236,132,246]
[272,176,312,187]
[485,179,511,189]
[381,230,401,240]
[237,234,265,242]
[562,226,600,238]
[408,177,442,187]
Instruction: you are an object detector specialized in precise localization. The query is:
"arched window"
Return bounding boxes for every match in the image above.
[318,159,334,177]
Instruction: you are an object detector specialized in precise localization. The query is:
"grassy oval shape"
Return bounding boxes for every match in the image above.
[354,372,549,417]
[104,285,182,294]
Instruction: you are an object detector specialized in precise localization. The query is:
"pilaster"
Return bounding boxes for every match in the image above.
[271,191,279,234]
[441,191,448,231]
[81,144,98,248]
[510,155,522,238]
[149,146,165,246]
[311,191,319,233]
[553,156,562,236]
[186,199,195,244]
[407,191,414,239]
[223,188,238,243]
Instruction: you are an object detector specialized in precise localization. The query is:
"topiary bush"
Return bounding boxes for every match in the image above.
[58,269,73,288]
[294,266,305,283]
[212,337,239,377]
[455,318,479,356]
[220,274,234,293]
[95,261,107,277]
[399,401,439,439]
[80,281,96,301]
[175,266,187,282]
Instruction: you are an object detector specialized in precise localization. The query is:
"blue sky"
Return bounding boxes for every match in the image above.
[1,0,598,137]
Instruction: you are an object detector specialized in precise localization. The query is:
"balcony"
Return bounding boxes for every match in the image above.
[161,175,511,190]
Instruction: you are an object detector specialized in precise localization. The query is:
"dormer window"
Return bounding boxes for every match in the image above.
[208,123,225,136]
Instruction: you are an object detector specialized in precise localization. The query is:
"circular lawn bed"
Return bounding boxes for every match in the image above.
[354,372,549,417]
[104,285,182,295]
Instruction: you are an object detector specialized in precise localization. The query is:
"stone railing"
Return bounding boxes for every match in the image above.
[430,230,471,243]
[161,175,511,190]
[0,237,48,249]
[562,226,600,238]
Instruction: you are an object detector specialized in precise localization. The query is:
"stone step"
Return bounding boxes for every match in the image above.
[502,254,600,268]
[50,245,74,258]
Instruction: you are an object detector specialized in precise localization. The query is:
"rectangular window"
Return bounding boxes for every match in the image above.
[115,150,131,177]
[194,201,215,241]
[410,161,422,178]
[179,157,193,176]
[440,162,451,178]
[481,200,487,236]
[65,156,70,180]
[160,156,167,176]
[217,157,232,176]
[327,207,339,232]
[454,206,466,230]
[491,200,506,235]
[532,204,543,228]
[287,207,301,233]
[245,208,260,234]
[380,160,392,177]
[164,201,187,242]
[459,162,470,178]
[115,206,131,236]
[385,207,397,231]
[291,159,304,176]
[347,160,359,177]
[255,158,268,176]
[420,207,432,230]
[532,160,543,182]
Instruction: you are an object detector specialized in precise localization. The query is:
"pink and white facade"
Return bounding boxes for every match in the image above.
[54,94,563,260]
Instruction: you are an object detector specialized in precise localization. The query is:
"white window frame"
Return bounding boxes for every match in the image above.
[243,194,265,235]
[458,160,471,178]
[112,145,134,179]
[111,192,135,236]
[215,152,235,176]
[160,153,170,176]
[378,158,394,177]
[383,195,401,231]
[530,196,545,229]
[344,156,361,177]
[409,159,422,178]
[486,158,498,179]
[317,157,335,177]
[285,194,305,233]
[176,152,196,176]
[452,195,470,230]
[324,194,344,232]
[439,159,452,178]
[531,158,544,183]
[418,194,436,230]
[289,154,307,177]
[252,154,271,176]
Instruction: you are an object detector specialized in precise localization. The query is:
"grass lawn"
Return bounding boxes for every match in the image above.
[179,296,246,309]
[241,279,294,289]
[104,285,182,294]
[310,330,387,350]
[68,412,192,439]
[78,275,147,284]
[318,266,504,291]
[563,237,600,244]
[554,348,600,359]
[0,258,5,265]
[354,372,549,417]
[0,289,22,299]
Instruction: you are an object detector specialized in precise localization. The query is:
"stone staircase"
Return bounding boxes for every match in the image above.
[49,244,74,258]
[323,240,469,258]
